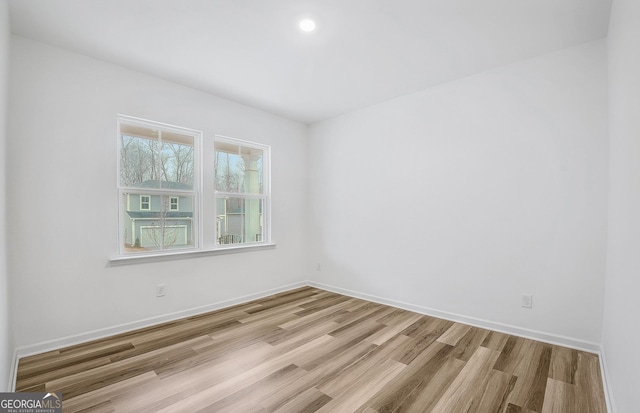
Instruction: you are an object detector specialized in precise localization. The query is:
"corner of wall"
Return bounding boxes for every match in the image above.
[0,0,14,393]
[599,344,617,413]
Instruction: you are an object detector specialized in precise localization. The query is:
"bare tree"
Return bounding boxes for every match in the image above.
[143,196,181,249]
[215,151,244,192]
[167,143,194,185]
[121,135,194,187]
[120,136,153,186]
[145,139,160,183]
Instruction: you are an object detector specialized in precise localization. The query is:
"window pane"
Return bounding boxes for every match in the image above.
[122,193,195,253]
[216,197,264,245]
[214,143,263,194]
[140,195,150,210]
[120,125,194,190]
[120,129,160,188]
[160,132,194,190]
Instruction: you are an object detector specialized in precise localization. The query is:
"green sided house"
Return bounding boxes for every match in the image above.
[122,180,194,251]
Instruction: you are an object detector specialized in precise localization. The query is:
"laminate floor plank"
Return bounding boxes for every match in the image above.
[450,326,491,362]
[361,341,454,413]
[301,323,386,371]
[316,357,406,413]
[384,363,466,413]
[473,370,517,413]
[271,388,332,413]
[266,317,341,346]
[16,287,607,413]
[574,352,608,413]
[541,378,577,413]
[366,312,423,346]
[247,288,322,313]
[317,333,412,397]
[237,301,308,324]
[17,355,113,391]
[436,323,473,346]
[505,341,552,412]
[197,364,307,413]
[393,318,454,365]
[62,371,159,413]
[282,301,353,330]
[429,346,502,413]
[261,340,376,411]
[19,341,134,370]
[481,330,511,352]
[297,293,350,311]
[548,345,578,384]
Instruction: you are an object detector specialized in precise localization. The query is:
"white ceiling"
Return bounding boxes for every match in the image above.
[8,0,612,124]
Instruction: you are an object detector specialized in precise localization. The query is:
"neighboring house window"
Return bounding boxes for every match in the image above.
[140,195,150,210]
[117,115,271,258]
[215,136,270,246]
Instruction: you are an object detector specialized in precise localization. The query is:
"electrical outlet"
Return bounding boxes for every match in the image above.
[156,284,166,297]
[521,294,532,308]
[316,263,321,271]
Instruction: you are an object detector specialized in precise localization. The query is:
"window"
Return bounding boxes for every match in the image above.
[214,137,270,246]
[117,115,271,258]
[118,116,199,254]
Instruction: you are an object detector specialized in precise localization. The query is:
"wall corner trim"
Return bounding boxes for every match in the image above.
[8,348,18,392]
[599,345,617,413]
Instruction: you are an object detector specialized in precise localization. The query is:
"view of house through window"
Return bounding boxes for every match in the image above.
[215,139,268,246]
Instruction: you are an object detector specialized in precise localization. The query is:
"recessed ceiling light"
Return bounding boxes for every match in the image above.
[299,19,316,33]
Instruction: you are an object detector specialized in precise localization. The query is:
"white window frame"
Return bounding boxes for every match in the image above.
[169,196,179,211]
[213,135,271,249]
[140,195,151,211]
[113,116,274,263]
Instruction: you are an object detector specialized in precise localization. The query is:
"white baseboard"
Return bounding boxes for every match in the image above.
[10,280,308,387]
[7,348,18,392]
[598,345,616,413]
[308,281,602,354]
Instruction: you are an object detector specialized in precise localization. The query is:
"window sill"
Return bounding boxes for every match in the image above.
[108,243,276,266]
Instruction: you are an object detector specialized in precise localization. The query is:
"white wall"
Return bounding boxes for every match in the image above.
[602,0,640,411]
[309,41,608,346]
[0,0,11,391]
[7,36,308,349]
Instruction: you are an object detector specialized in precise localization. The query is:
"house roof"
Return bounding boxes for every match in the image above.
[126,211,193,219]
[137,180,192,190]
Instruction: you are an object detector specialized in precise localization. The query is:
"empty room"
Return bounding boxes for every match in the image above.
[0,0,638,412]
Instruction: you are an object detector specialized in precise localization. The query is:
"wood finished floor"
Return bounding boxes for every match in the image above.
[16,287,607,413]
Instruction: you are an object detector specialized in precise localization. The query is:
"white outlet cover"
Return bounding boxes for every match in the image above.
[521,294,533,308]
